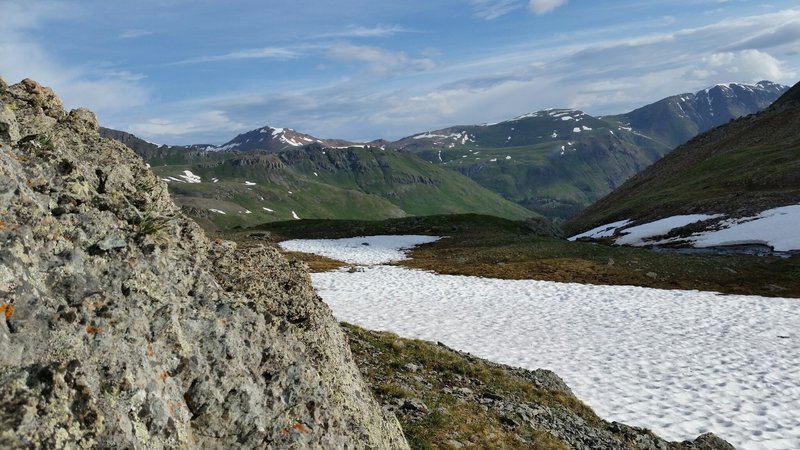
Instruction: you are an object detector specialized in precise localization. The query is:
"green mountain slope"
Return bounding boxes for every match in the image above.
[135,143,538,230]
[565,80,800,236]
[391,109,671,220]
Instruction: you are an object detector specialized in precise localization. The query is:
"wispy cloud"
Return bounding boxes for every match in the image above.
[471,0,569,20]
[128,110,244,139]
[0,1,149,114]
[315,25,415,38]
[327,43,436,75]
[528,0,568,15]
[723,20,800,51]
[118,29,152,39]
[471,0,523,20]
[169,47,302,65]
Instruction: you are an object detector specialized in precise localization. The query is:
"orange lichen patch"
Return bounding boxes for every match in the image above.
[86,325,104,335]
[167,400,185,416]
[281,422,311,434]
[0,304,14,320]
[159,371,169,381]
[146,343,155,358]
[0,220,5,231]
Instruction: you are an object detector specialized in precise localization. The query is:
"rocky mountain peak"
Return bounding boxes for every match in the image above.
[0,78,407,448]
[214,124,344,152]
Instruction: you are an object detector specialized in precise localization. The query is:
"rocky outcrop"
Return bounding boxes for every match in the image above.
[0,78,408,449]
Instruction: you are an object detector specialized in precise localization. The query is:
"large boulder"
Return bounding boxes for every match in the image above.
[0,78,408,449]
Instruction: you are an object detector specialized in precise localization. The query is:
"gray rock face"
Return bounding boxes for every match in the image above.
[0,78,408,449]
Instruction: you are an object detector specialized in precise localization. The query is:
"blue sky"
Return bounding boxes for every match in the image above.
[3,0,800,144]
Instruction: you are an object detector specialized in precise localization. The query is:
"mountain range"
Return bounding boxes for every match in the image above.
[387,81,787,219]
[101,81,789,229]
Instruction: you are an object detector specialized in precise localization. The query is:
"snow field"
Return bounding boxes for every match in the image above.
[281,236,800,450]
[281,235,440,266]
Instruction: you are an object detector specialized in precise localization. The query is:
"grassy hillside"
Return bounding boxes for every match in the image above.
[146,145,538,230]
[566,81,800,236]
[392,110,670,221]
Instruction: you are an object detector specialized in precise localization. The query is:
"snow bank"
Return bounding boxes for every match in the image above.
[692,205,800,252]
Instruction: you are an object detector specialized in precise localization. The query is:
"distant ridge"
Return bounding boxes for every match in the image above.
[607,81,789,148]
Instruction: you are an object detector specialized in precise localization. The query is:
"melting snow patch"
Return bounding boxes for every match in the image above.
[291,211,300,220]
[262,207,274,213]
[489,158,497,162]
[569,219,632,241]
[616,215,721,246]
[245,181,256,186]
[582,126,593,131]
[314,172,319,177]
[179,170,201,183]
[505,156,511,160]
[212,178,219,183]
[209,209,226,215]
[551,131,558,138]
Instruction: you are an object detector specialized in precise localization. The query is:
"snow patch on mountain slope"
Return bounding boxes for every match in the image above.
[569,219,632,240]
[615,214,722,246]
[572,205,800,251]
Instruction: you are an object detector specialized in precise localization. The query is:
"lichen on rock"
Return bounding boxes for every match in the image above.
[0,77,408,449]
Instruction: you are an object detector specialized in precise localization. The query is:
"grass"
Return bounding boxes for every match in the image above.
[343,323,578,449]
[280,251,348,272]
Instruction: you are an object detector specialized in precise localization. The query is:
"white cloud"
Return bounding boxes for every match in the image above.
[172,47,301,65]
[693,50,788,83]
[128,111,244,139]
[315,25,413,38]
[327,43,436,75]
[528,0,568,15]
[0,2,148,115]
[118,29,152,39]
